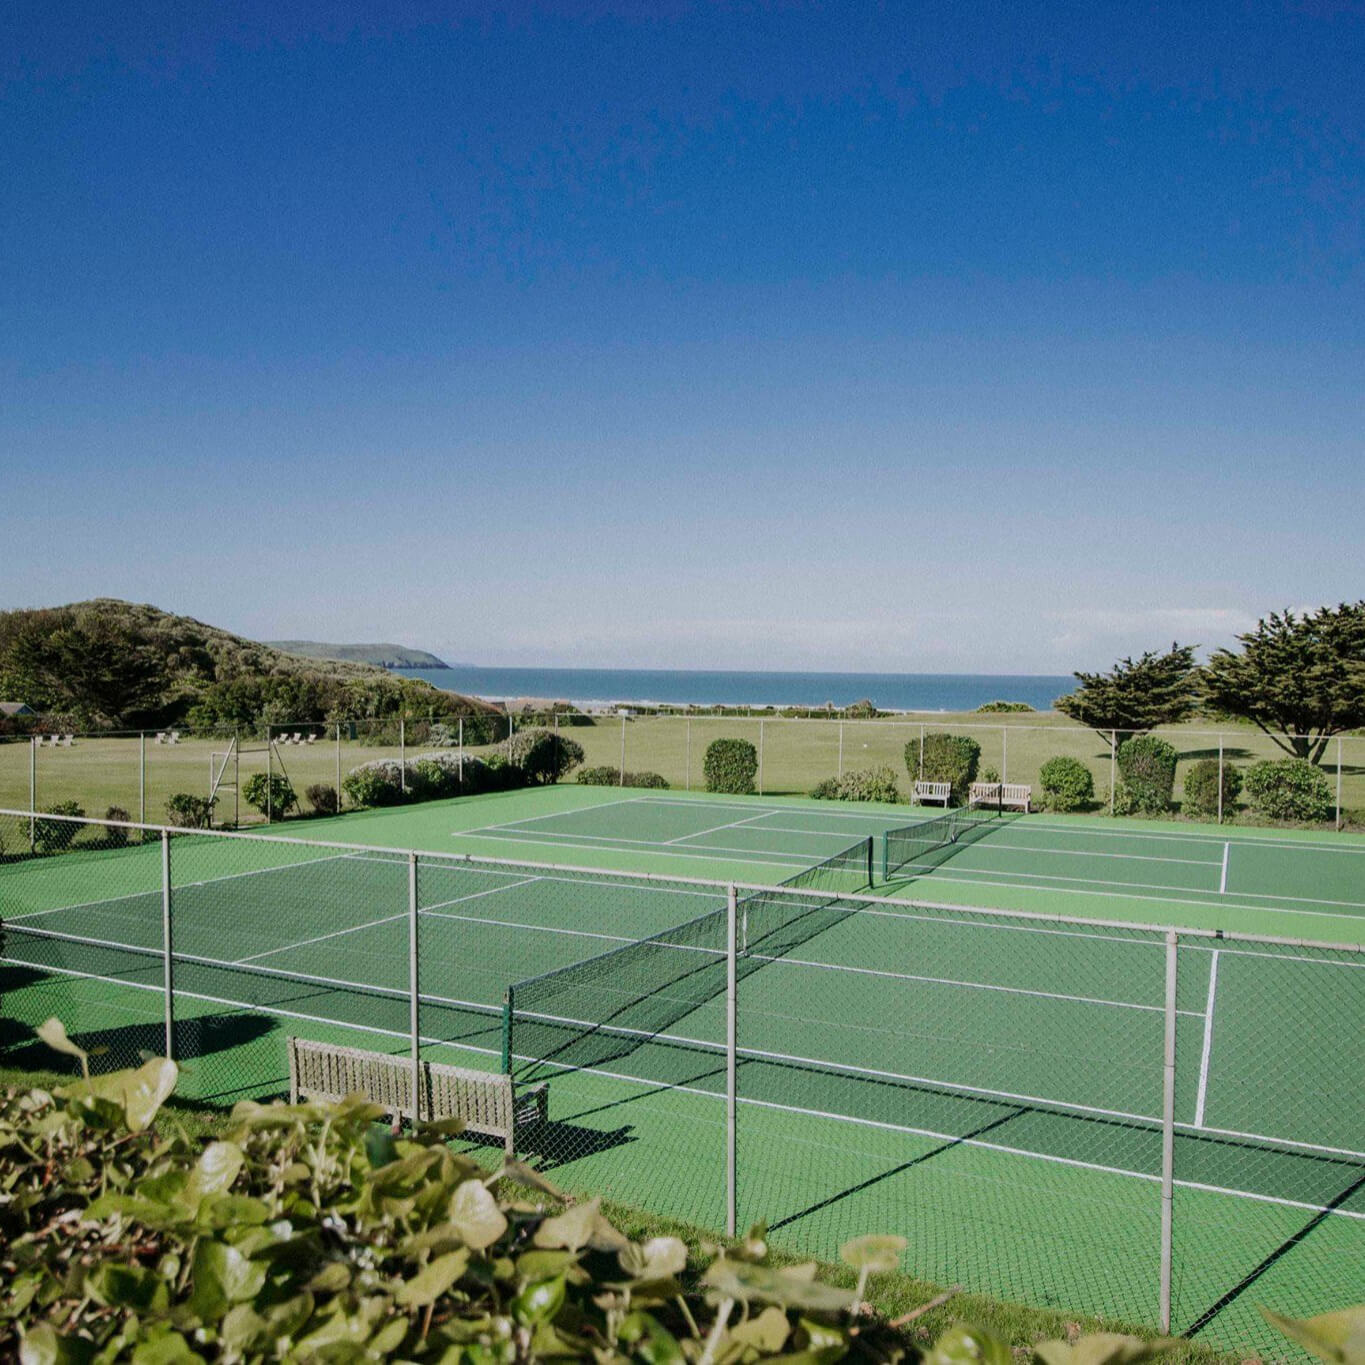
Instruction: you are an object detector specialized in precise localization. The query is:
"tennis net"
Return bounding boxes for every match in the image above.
[881,798,999,880]
[504,836,874,1081]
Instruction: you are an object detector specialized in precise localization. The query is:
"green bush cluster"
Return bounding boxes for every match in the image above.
[304,782,338,816]
[33,801,84,853]
[704,738,759,794]
[1038,757,1094,812]
[1182,759,1242,820]
[577,766,669,788]
[975,701,1035,713]
[904,734,980,806]
[501,728,586,785]
[103,805,131,848]
[1114,735,1178,815]
[164,793,216,829]
[810,766,901,803]
[241,772,297,819]
[1244,758,1334,822]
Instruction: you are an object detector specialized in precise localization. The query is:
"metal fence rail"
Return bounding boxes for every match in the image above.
[0,809,1361,1358]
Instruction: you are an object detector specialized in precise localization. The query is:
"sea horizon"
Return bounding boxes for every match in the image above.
[394,665,1074,713]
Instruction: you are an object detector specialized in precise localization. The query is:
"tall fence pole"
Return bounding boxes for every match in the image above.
[757,720,765,796]
[266,729,273,824]
[619,715,627,786]
[1159,930,1178,1333]
[1110,731,1117,815]
[400,717,407,795]
[1217,735,1225,824]
[838,720,844,777]
[139,731,146,826]
[1336,737,1344,831]
[458,717,465,785]
[686,717,691,790]
[335,722,342,811]
[162,831,175,1060]
[409,851,421,1126]
[725,882,738,1238]
[28,736,36,849]
[1002,725,1008,783]
[918,723,925,781]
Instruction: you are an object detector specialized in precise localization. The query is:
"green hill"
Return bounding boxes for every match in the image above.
[0,599,495,730]
[265,640,453,669]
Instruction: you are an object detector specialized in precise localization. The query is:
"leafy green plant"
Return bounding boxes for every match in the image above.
[241,771,297,818]
[33,801,84,852]
[502,727,586,785]
[1181,759,1241,821]
[1244,757,1334,822]
[905,734,981,806]
[979,767,1001,784]
[1114,736,1178,815]
[578,766,668,788]
[704,738,759,794]
[304,781,338,816]
[975,701,1034,713]
[1261,1302,1365,1365]
[342,760,406,808]
[1039,757,1095,812]
[809,766,901,803]
[408,756,460,801]
[102,805,131,848]
[164,793,216,829]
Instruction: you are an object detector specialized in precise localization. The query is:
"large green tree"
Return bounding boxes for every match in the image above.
[1202,603,1365,763]
[1054,643,1201,751]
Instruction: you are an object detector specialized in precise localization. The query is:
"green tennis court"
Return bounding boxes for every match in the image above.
[2,791,1362,1356]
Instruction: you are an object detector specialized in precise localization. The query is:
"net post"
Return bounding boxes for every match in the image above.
[725,882,738,1238]
[865,836,873,890]
[501,987,514,1074]
[880,830,888,883]
[161,830,174,1060]
[408,851,421,1126]
[1159,929,1178,1333]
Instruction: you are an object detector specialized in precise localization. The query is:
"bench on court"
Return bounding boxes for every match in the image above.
[969,781,1032,812]
[287,1036,548,1156]
[912,780,951,806]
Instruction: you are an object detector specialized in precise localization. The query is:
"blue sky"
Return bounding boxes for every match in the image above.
[3,1,1361,672]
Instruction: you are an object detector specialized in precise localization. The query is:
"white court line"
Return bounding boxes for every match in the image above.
[1000,816,1365,857]
[452,827,811,870]
[1220,842,1230,894]
[960,841,1220,870]
[663,812,773,845]
[1194,950,1220,1128]
[235,912,408,963]
[420,876,541,913]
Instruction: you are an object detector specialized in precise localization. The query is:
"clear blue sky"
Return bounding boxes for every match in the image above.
[3,1,1361,672]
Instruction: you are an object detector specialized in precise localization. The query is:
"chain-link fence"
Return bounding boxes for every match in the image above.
[5,715,1360,832]
[2,807,1359,1356]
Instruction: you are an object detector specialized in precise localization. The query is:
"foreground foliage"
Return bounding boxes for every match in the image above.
[0,1031,1348,1363]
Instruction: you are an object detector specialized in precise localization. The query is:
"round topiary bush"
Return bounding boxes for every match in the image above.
[500,728,585,785]
[904,733,981,806]
[1039,756,1095,812]
[1114,735,1178,815]
[1182,758,1242,821]
[703,738,758,794]
[1244,758,1333,822]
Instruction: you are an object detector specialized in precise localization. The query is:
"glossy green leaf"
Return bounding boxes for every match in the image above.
[1034,1334,1174,1365]
[451,1177,508,1250]
[702,1259,854,1312]
[929,1323,1014,1365]
[1262,1306,1365,1365]
[839,1233,907,1273]
[395,1249,471,1307]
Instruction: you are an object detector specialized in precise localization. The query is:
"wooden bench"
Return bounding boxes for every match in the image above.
[287,1037,548,1155]
[969,781,1032,812]
[912,780,952,806]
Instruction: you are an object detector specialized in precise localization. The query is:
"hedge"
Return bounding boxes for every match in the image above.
[810,767,901,803]
[1244,757,1334,822]
[1182,758,1242,820]
[578,766,669,788]
[704,738,758,794]
[1114,735,1177,815]
[1038,756,1094,812]
[904,733,980,806]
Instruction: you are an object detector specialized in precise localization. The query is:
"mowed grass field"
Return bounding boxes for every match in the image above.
[4,713,1363,829]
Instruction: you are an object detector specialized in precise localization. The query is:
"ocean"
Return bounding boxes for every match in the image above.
[392,666,1073,713]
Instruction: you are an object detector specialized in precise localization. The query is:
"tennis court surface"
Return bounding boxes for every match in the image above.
[1,793,1362,1356]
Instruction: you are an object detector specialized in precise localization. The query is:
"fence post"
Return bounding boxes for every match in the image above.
[838,720,844,777]
[1110,731,1117,815]
[1217,735,1225,825]
[266,728,273,824]
[1337,736,1344,831]
[458,717,464,786]
[409,851,421,1126]
[139,731,146,827]
[335,722,342,811]
[725,882,738,1238]
[918,723,925,781]
[1002,725,1008,783]
[29,736,36,850]
[400,718,407,795]
[758,719,765,796]
[1159,930,1178,1333]
[619,715,626,786]
[162,831,175,1060]
[686,717,691,790]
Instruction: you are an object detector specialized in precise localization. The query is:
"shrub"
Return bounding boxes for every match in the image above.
[1114,735,1178,815]
[34,801,84,853]
[1244,757,1334,822]
[1039,756,1095,812]
[164,793,216,828]
[242,771,297,818]
[976,700,1035,713]
[305,782,339,816]
[979,766,1001,784]
[704,737,758,794]
[904,733,980,806]
[342,760,406,808]
[576,766,669,788]
[501,727,585,785]
[1182,758,1242,820]
[845,698,880,718]
[808,766,901,803]
[103,805,131,848]
[408,756,460,801]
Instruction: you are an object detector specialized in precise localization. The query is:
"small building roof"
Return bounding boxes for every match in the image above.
[0,702,36,717]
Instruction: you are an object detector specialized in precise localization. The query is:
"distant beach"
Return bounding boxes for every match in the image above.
[392,666,1072,713]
